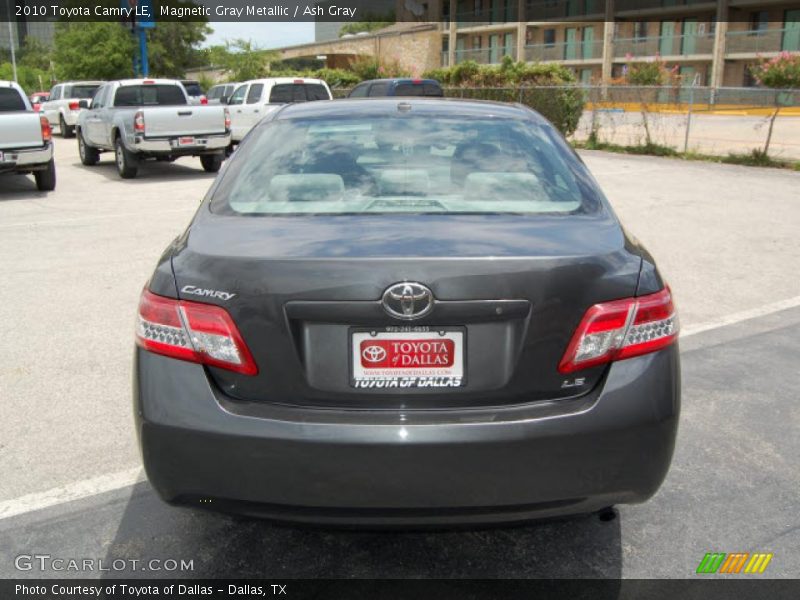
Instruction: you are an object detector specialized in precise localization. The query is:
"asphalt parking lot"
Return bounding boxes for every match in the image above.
[1,138,799,578]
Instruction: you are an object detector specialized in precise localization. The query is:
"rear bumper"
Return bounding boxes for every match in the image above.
[133,133,230,155]
[134,346,680,526]
[0,143,53,172]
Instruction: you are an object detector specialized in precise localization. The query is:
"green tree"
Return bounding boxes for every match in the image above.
[750,52,800,156]
[146,21,212,78]
[19,37,53,72]
[53,22,135,80]
[208,39,277,82]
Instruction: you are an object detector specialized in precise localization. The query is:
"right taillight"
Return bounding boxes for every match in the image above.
[40,115,52,142]
[135,288,258,375]
[133,110,145,134]
[69,100,80,111]
[223,107,231,130]
[558,286,678,374]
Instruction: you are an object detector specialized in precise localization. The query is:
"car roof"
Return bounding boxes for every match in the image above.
[114,78,183,86]
[273,97,539,122]
[358,78,442,86]
[241,77,327,86]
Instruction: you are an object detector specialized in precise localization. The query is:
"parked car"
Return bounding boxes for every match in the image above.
[40,81,102,138]
[134,98,680,526]
[348,78,444,98]
[29,91,50,112]
[76,78,231,179]
[206,83,238,105]
[0,81,56,191]
[180,80,207,105]
[227,77,332,143]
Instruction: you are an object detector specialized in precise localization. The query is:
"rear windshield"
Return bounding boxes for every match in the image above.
[114,85,187,107]
[269,83,330,103]
[394,83,444,97]
[0,87,26,111]
[69,85,99,99]
[211,115,598,216]
[182,82,203,96]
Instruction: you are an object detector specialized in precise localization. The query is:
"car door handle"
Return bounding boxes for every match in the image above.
[177,111,193,116]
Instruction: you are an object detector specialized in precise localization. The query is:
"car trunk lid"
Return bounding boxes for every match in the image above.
[171,213,642,409]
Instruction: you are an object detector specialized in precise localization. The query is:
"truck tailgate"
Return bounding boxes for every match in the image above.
[143,106,226,138]
[0,113,43,150]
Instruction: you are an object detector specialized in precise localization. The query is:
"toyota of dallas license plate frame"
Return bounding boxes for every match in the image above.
[349,326,466,390]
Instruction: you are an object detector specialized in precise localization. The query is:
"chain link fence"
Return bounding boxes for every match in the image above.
[332,85,800,160]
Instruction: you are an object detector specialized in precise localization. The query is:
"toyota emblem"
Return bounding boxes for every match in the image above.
[362,345,387,363]
[382,282,434,320]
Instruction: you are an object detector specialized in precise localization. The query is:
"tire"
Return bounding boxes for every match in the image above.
[34,159,57,191]
[200,153,223,173]
[115,136,139,179]
[60,115,74,139]
[77,131,99,166]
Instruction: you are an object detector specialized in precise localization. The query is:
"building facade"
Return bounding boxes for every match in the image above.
[436,0,800,86]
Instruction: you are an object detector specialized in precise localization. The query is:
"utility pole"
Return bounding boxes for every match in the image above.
[5,0,17,82]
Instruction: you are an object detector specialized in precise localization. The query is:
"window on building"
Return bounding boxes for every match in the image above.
[743,65,758,87]
[634,22,648,40]
[544,29,556,47]
[749,11,769,35]
[472,35,482,49]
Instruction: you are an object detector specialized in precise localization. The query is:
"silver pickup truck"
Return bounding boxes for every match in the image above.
[76,78,231,179]
[0,80,56,191]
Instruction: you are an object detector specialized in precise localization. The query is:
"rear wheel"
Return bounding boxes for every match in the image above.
[34,159,57,191]
[115,136,139,179]
[77,131,99,166]
[200,154,223,173]
[59,115,74,138]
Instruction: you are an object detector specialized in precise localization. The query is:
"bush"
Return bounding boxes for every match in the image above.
[424,59,584,136]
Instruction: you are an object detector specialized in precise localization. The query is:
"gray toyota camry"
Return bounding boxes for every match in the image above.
[134,98,680,526]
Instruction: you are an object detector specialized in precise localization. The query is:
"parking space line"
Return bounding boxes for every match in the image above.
[681,295,800,338]
[0,467,144,521]
[1,296,799,522]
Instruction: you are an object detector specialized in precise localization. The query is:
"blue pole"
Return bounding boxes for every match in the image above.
[138,27,149,77]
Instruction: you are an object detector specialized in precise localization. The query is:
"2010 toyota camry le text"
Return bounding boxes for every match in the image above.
[134,98,680,526]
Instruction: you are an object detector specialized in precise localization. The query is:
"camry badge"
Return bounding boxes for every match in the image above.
[382,282,433,320]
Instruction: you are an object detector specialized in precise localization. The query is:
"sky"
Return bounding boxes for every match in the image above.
[204,22,316,49]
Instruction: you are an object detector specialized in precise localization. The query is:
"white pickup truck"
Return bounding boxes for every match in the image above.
[76,78,231,179]
[40,81,102,138]
[227,77,332,143]
[0,80,56,191]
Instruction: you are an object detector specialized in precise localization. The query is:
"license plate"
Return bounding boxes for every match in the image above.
[177,136,195,147]
[350,328,465,389]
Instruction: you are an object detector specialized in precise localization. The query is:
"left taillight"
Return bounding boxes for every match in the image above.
[133,110,145,134]
[135,289,258,375]
[223,107,231,130]
[40,115,52,142]
[558,286,678,374]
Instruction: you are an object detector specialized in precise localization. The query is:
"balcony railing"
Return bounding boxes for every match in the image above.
[726,28,800,54]
[455,5,519,28]
[525,39,604,62]
[525,0,606,20]
[614,33,714,58]
[453,47,518,65]
[615,0,714,11]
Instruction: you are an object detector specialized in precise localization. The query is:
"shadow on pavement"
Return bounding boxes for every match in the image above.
[102,481,623,579]
[83,158,219,184]
[0,173,51,201]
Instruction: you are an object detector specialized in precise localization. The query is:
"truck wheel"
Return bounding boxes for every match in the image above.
[77,131,99,166]
[34,159,57,191]
[60,116,74,139]
[115,136,139,179]
[200,154,223,173]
